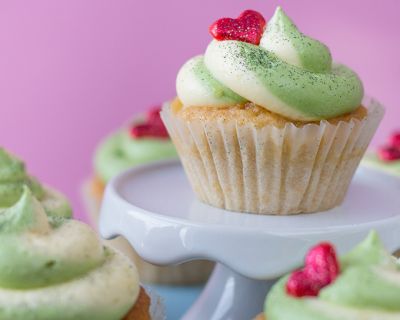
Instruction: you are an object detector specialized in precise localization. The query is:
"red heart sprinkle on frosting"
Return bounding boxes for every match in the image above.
[209,10,266,45]
[388,132,400,149]
[378,145,400,162]
[286,242,340,298]
[146,108,164,125]
[130,107,169,139]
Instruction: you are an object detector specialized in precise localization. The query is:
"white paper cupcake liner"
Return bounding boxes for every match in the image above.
[145,286,166,320]
[161,97,384,215]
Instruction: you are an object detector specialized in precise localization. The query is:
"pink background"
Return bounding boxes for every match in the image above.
[0,0,399,220]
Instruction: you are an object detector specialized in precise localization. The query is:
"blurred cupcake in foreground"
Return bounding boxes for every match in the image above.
[362,131,400,177]
[162,7,384,215]
[0,148,161,320]
[83,105,213,285]
[256,231,400,319]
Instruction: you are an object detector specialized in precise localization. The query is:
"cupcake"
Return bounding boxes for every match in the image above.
[256,231,400,319]
[362,132,400,259]
[161,7,384,215]
[362,131,400,177]
[83,105,213,285]
[88,105,177,210]
[0,148,159,319]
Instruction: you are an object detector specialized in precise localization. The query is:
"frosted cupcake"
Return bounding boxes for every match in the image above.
[88,105,177,210]
[362,131,400,177]
[83,106,213,285]
[0,148,160,319]
[256,231,400,319]
[161,7,384,215]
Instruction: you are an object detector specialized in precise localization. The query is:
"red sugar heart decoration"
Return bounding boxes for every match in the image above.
[209,10,266,45]
[146,108,164,125]
[388,132,400,149]
[378,145,400,162]
[286,242,340,298]
[130,107,169,139]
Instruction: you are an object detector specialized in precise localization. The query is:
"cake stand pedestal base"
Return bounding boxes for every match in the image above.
[183,263,274,320]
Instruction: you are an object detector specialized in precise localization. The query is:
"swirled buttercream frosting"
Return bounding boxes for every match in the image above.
[177,7,364,121]
[265,232,400,319]
[0,186,140,319]
[0,148,71,218]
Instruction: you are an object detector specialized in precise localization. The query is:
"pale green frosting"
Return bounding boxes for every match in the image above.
[176,55,246,106]
[265,232,400,319]
[177,7,364,121]
[0,187,140,319]
[94,123,177,183]
[0,148,71,219]
[260,7,332,74]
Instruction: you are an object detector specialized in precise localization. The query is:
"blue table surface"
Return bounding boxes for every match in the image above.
[148,285,203,320]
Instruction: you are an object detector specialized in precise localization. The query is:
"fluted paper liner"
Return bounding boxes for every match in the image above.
[161,98,384,215]
[146,286,166,320]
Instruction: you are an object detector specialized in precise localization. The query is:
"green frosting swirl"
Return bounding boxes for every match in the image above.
[94,124,177,183]
[0,148,44,207]
[265,232,400,319]
[0,187,139,319]
[176,55,246,107]
[260,7,332,74]
[0,148,71,218]
[205,40,363,120]
[177,7,364,121]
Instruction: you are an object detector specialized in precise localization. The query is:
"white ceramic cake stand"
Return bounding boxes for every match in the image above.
[99,160,400,320]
